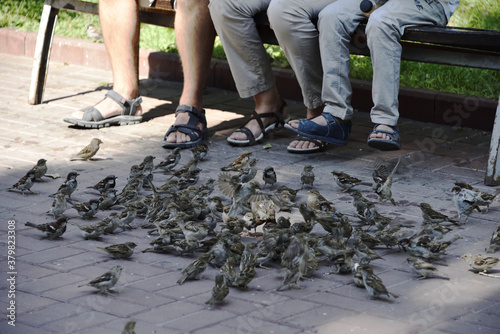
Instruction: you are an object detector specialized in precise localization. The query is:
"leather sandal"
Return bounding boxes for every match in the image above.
[162,105,208,149]
[63,90,142,129]
[367,124,401,151]
[227,100,288,147]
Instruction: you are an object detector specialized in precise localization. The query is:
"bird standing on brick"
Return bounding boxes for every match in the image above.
[71,138,103,161]
[86,24,102,42]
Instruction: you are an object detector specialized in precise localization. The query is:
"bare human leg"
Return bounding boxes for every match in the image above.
[164,0,216,145]
[69,0,142,120]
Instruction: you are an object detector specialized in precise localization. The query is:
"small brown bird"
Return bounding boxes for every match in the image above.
[372,157,400,205]
[177,253,212,285]
[122,320,136,334]
[486,225,500,254]
[462,253,500,273]
[97,242,138,259]
[32,158,48,181]
[262,166,277,189]
[205,274,230,305]
[191,143,209,160]
[331,170,372,192]
[86,24,102,42]
[25,217,68,239]
[71,138,103,161]
[405,257,449,280]
[78,265,122,293]
[300,165,315,189]
[9,169,37,196]
[46,192,68,218]
[87,175,117,194]
[418,202,459,225]
[51,171,79,199]
[72,199,100,219]
[221,151,252,171]
[155,147,182,172]
[355,263,398,300]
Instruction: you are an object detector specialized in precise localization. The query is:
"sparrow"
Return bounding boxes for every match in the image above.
[350,191,377,223]
[71,138,103,161]
[353,240,384,264]
[238,158,258,183]
[177,253,212,285]
[220,256,237,286]
[461,253,500,273]
[218,172,267,217]
[46,192,68,218]
[355,263,398,299]
[233,262,257,289]
[177,167,202,189]
[405,257,449,280]
[78,265,122,293]
[262,166,277,189]
[190,143,209,160]
[87,175,117,194]
[398,238,447,262]
[486,225,500,253]
[451,186,481,223]
[205,274,230,305]
[300,165,315,189]
[32,158,48,181]
[331,171,372,192]
[99,212,121,234]
[372,157,400,205]
[51,171,79,199]
[454,181,500,213]
[155,147,182,172]
[118,202,139,229]
[221,151,252,171]
[25,217,68,239]
[72,199,100,219]
[418,203,459,225]
[307,189,335,212]
[122,320,136,334]
[72,221,106,240]
[98,189,118,210]
[276,185,300,202]
[86,24,102,42]
[97,242,137,259]
[9,169,36,195]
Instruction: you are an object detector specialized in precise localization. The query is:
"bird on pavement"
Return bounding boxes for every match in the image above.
[25,217,68,239]
[78,265,122,293]
[71,138,103,161]
[9,169,37,196]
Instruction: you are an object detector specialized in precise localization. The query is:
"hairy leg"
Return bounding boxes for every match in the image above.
[165,0,216,144]
[70,0,141,119]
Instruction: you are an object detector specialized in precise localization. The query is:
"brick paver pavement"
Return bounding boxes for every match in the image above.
[0,53,499,334]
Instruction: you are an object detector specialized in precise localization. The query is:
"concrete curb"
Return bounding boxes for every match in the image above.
[0,27,496,131]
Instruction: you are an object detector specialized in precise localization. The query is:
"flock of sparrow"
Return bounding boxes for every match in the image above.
[8,137,500,318]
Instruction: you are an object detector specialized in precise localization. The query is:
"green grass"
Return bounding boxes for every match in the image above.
[1,0,499,98]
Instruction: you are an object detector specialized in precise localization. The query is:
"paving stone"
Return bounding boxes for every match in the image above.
[1,51,499,333]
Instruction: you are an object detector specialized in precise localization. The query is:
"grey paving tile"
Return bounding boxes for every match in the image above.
[0,50,499,334]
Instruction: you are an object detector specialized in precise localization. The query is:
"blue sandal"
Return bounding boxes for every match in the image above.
[162,105,208,149]
[284,112,351,146]
[367,124,401,151]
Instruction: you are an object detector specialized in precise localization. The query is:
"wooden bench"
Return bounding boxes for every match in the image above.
[29,0,500,185]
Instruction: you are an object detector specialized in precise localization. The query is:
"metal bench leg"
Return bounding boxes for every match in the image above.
[28,1,59,105]
[485,95,500,186]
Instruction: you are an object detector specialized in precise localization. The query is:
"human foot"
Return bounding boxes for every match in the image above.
[227,100,288,146]
[63,90,142,128]
[284,113,351,146]
[162,105,207,149]
[367,124,401,151]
